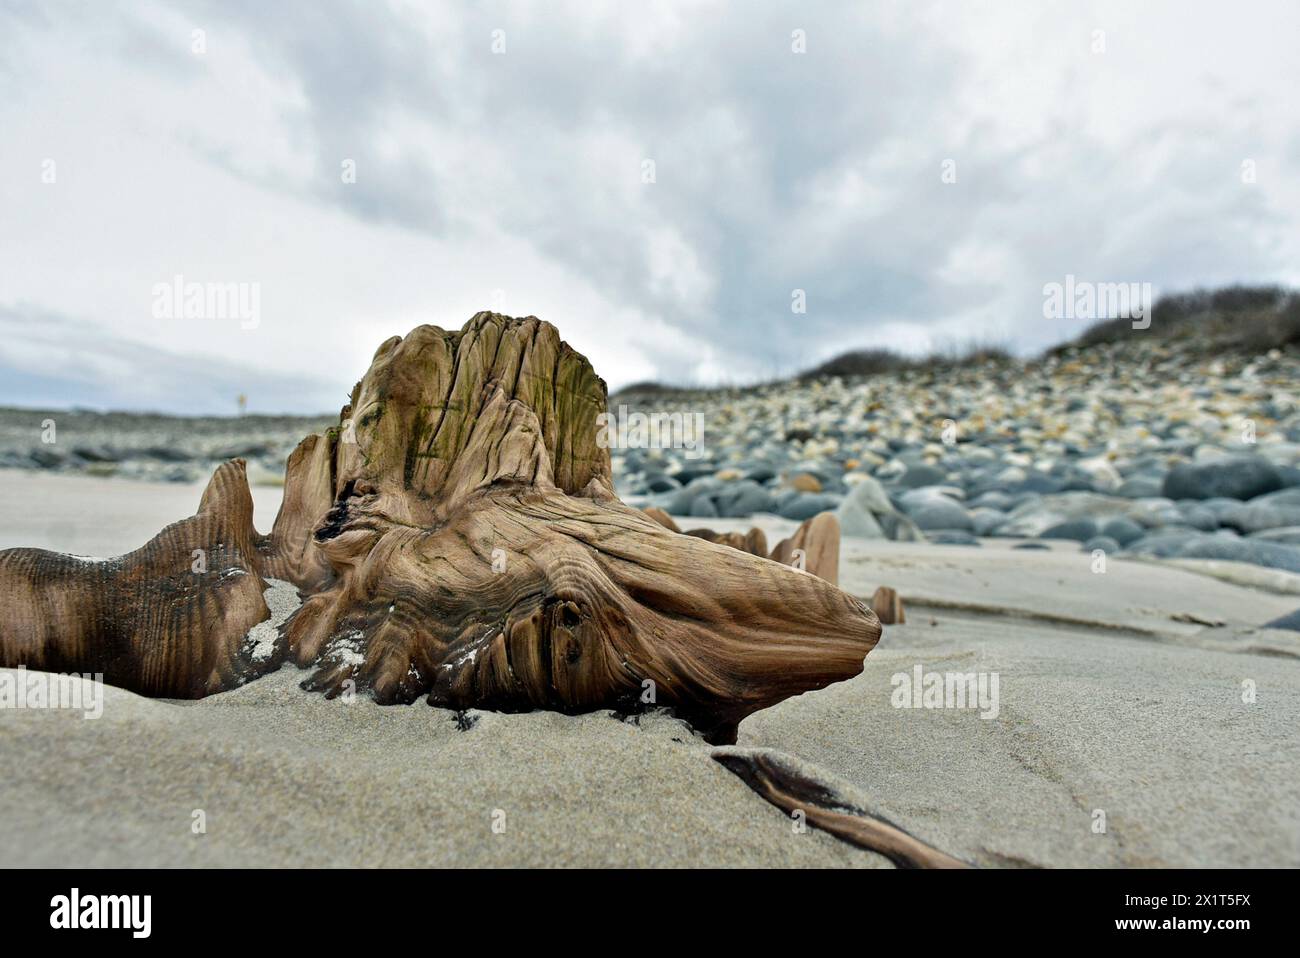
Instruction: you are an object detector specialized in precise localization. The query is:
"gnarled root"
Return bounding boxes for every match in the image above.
[0,314,881,741]
[0,460,286,696]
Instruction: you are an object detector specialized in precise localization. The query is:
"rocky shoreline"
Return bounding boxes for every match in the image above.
[5,336,1300,577]
[614,338,1300,576]
[0,407,332,486]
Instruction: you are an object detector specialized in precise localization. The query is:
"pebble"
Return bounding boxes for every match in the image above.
[835,475,919,540]
[898,463,947,489]
[1218,502,1300,533]
[1264,609,1300,631]
[689,495,719,518]
[778,492,843,521]
[1082,535,1122,554]
[926,530,980,546]
[1040,518,1098,542]
[1162,456,1284,501]
[1100,516,1146,546]
[909,500,975,532]
[785,472,823,493]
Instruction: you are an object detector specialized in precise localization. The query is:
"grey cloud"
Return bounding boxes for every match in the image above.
[194,1,980,373]
[206,1,1296,373]
[3,0,1298,407]
[0,305,340,415]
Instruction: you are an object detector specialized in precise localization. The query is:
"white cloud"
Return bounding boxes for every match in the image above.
[1,0,1297,411]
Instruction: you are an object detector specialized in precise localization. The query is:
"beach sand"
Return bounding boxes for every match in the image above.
[1,469,1297,867]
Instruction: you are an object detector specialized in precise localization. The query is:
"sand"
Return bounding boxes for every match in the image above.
[1,470,1298,867]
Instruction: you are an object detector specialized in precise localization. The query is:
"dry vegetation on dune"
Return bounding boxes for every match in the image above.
[1051,284,1300,356]
[613,285,1299,398]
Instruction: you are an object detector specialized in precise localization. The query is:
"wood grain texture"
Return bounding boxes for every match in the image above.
[0,313,881,741]
[871,585,906,625]
[0,460,280,696]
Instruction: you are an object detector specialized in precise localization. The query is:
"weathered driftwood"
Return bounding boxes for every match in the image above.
[0,313,880,744]
[673,512,838,583]
[714,749,971,868]
[0,459,268,696]
[871,585,906,625]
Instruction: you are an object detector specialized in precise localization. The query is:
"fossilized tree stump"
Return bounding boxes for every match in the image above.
[0,313,881,743]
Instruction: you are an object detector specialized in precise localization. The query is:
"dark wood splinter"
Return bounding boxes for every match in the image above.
[715,750,971,869]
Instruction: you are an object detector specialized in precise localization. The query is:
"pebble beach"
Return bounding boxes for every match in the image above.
[613,337,1300,580]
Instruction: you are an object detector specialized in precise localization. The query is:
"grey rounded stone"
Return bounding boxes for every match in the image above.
[1219,502,1300,534]
[71,445,120,463]
[926,530,981,546]
[1249,526,1300,545]
[839,475,897,516]
[898,464,947,489]
[1039,518,1098,542]
[835,476,922,540]
[688,495,719,518]
[1082,535,1121,554]
[716,482,775,518]
[876,511,926,542]
[971,508,1008,537]
[1117,476,1164,499]
[910,500,974,532]
[1263,609,1300,632]
[1180,505,1219,531]
[1254,488,1300,508]
[664,488,697,514]
[898,486,965,513]
[644,475,681,493]
[1125,531,1208,558]
[1006,474,1066,496]
[1175,537,1300,573]
[838,506,885,538]
[141,446,193,462]
[778,493,842,521]
[1161,456,1284,501]
[968,490,1013,511]
[1100,516,1145,546]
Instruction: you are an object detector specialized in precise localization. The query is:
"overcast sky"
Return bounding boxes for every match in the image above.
[2,0,1298,414]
